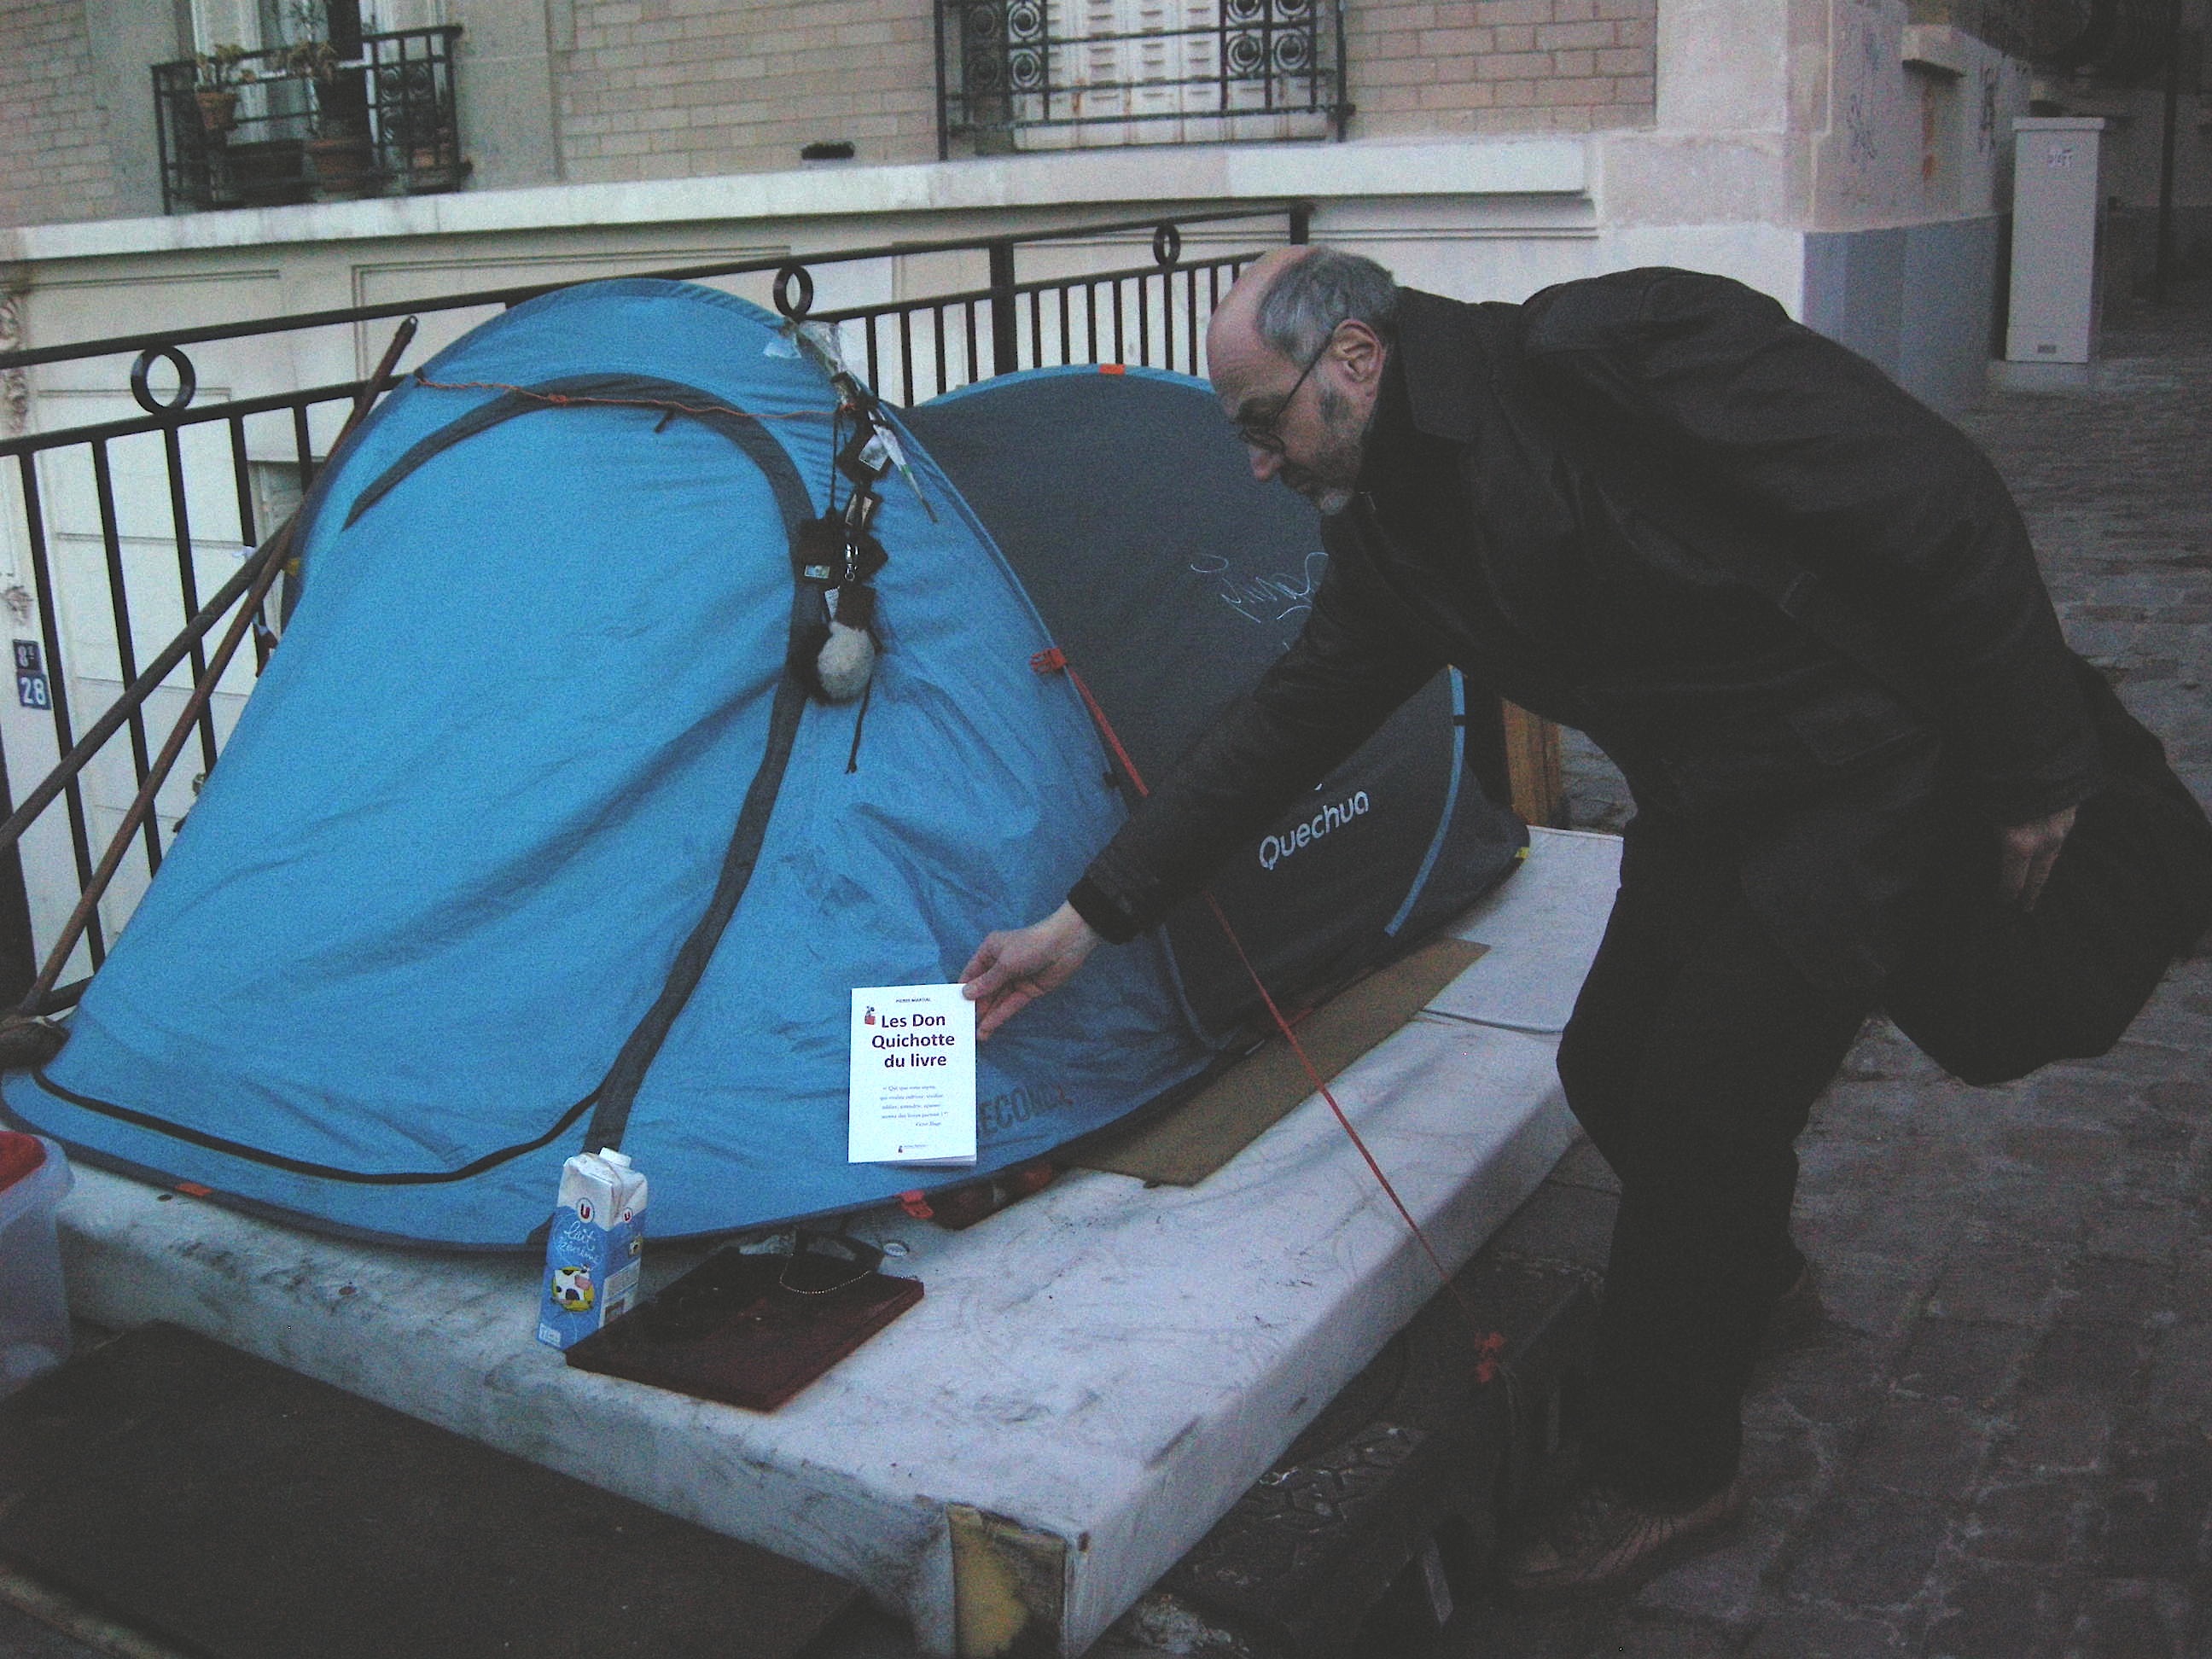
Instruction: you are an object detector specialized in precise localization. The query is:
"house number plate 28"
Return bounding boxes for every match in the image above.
[14,639,49,710]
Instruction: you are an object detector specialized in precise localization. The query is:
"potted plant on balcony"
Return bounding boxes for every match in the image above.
[191,44,253,136]
[282,2,380,198]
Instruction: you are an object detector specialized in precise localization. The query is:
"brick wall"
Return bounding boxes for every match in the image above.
[0,0,122,228]
[556,0,942,182]
[0,0,1655,230]
[554,0,1656,183]
[1348,0,1657,135]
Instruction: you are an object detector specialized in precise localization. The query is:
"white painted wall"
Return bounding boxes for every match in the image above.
[1809,8,2034,230]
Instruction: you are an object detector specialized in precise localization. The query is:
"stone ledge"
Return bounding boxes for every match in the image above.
[1,136,1592,267]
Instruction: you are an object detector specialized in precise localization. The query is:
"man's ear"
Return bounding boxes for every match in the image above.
[1333,319,1386,388]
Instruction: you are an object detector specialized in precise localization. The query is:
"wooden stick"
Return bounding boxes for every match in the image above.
[0,539,282,859]
[19,535,289,1014]
[12,317,417,1016]
[0,318,420,861]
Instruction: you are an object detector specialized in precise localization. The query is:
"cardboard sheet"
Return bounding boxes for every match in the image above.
[1071,935,1488,1185]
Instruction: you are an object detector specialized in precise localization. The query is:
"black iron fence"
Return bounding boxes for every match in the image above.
[937,0,1349,156]
[153,26,467,213]
[0,205,1307,1005]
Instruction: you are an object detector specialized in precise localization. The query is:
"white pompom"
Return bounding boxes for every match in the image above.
[815,620,876,702]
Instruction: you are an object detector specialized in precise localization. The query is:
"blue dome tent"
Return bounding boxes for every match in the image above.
[3,282,1520,1249]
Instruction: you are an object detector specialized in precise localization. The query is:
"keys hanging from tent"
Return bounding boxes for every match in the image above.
[795,375,901,705]
[794,507,886,704]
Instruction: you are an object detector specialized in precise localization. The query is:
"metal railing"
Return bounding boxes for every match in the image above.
[153,26,467,213]
[937,0,1349,156]
[0,205,1309,1010]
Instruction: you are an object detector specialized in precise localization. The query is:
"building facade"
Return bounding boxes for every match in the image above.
[4,1,2203,394]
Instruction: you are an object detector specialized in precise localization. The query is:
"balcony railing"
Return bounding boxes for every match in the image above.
[937,0,1348,156]
[152,26,468,214]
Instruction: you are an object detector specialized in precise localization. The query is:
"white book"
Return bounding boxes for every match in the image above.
[847,984,978,1167]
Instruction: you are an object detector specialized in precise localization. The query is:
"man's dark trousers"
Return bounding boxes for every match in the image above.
[1556,824,1877,1506]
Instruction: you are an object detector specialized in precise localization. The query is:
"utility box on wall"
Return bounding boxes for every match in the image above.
[2006,117,2106,364]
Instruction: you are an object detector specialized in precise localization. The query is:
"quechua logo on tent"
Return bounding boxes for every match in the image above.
[1257,791,1372,871]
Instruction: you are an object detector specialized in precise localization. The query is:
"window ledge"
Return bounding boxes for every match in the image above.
[3,137,1591,265]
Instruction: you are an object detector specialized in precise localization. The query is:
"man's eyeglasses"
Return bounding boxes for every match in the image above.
[1232,329,1337,456]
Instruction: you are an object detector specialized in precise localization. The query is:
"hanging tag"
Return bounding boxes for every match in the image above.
[864,421,913,474]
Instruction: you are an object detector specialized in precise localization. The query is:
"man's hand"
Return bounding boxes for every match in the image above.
[961,902,1102,1040]
[1997,805,2078,911]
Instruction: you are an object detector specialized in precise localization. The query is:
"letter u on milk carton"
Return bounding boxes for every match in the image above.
[537,1148,647,1350]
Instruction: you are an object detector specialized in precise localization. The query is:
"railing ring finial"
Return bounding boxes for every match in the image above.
[129,345,198,416]
[773,264,817,322]
[1151,224,1183,271]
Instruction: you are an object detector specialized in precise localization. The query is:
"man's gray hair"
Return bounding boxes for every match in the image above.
[1253,247,1400,363]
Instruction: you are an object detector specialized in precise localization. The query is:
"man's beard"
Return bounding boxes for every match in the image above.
[1280,385,1365,515]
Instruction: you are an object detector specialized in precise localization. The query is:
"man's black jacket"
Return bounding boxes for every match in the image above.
[1070,268,2100,987]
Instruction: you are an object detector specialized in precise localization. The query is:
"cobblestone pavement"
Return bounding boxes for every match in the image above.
[1450,283,2212,1656]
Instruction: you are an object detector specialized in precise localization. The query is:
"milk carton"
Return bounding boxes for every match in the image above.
[537,1147,647,1351]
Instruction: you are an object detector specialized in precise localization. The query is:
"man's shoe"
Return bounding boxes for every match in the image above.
[1504,1477,1745,1598]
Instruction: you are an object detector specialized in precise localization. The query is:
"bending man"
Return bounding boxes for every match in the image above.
[961,246,2093,1592]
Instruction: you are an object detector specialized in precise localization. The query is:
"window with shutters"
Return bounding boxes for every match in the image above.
[938,0,1347,154]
